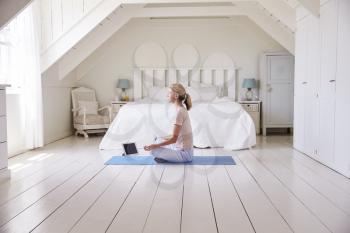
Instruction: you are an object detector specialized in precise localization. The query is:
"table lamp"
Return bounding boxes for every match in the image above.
[117,79,130,101]
[242,78,257,101]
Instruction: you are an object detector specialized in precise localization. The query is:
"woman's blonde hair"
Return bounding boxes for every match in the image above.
[170,83,192,110]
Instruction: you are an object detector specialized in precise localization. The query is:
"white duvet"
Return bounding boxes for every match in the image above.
[99,97,256,151]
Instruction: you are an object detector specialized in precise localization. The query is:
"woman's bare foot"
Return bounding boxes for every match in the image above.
[154,157,168,163]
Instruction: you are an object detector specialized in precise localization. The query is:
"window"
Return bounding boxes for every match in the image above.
[0,2,44,149]
[0,7,33,92]
[0,26,11,85]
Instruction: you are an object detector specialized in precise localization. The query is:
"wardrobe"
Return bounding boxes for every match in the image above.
[294,0,350,178]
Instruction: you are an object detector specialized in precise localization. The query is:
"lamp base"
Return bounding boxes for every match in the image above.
[245,89,253,101]
[121,96,129,101]
[120,89,129,101]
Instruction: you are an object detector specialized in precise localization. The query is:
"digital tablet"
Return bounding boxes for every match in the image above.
[122,143,138,155]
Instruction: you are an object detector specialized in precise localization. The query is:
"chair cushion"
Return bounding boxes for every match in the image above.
[78,101,98,115]
[74,114,110,125]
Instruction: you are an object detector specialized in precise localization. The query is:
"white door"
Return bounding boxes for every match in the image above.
[319,0,337,165]
[266,55,294,128]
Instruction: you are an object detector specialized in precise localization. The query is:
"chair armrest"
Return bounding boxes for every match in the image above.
[98,105,111,112]
[72,107,87,125]
[98,105,112,123]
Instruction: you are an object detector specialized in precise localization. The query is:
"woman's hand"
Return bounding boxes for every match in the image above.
[144,144,158,151]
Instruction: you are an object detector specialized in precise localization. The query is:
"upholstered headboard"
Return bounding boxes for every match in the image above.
[133,66,237,100]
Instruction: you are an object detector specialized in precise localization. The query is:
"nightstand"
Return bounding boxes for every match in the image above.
[110,101,129,119]
[239,100,261,134]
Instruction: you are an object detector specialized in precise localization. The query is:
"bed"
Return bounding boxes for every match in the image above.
[99,66,256,151]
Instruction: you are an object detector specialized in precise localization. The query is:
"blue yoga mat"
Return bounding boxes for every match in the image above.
[105,155,236,165]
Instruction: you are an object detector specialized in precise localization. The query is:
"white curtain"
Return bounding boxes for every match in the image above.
[0,1,44,149]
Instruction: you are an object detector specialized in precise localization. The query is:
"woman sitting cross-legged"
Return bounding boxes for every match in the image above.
[144,83,193,163]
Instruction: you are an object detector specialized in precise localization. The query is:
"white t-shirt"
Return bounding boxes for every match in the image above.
[174,106,193,150]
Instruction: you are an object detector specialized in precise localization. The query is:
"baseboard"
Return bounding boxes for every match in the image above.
[44,130,74,145]
[0,168,11,184]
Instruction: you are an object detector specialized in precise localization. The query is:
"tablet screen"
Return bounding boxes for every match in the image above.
[123,143,138,155]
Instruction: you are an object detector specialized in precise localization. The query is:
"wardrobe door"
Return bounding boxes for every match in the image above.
[293,18,308,153]
[304,15,321,157]
[319,0,338,165]
[334,0,350,177]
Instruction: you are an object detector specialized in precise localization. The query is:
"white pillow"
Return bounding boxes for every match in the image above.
[198,86,218,101]
[148,87,169,102]
[78,101,98,115]
[186,87,201,102]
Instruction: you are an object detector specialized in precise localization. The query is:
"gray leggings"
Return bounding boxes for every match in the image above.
[150,137,193,163]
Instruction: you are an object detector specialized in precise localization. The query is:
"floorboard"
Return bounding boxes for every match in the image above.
[69,166,145,233]
[181,165,218,233]
[254,147,350,216]
[0,163,105,233]
[250,148,350,233]
[225,151,293,233]
[239,150,330,233]
[105,166,165,233]
[142,165,184,233]
[31,166,123,233]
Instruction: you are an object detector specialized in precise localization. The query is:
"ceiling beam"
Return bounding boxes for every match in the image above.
[257,0,296,31]
[124,0,296,31]
[282,0,300,8]
[297,0,320,16]
[247,6,294,53]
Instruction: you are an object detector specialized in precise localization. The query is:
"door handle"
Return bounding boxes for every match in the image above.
[329,80,336,83]
[302,81,307,84]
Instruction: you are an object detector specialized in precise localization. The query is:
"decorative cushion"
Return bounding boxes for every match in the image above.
[78,101,98,115]
[74,114,110,125]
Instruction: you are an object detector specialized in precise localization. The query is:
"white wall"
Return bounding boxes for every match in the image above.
[6,64,77,156]
[42,64,77,145]
[76,17,286,105]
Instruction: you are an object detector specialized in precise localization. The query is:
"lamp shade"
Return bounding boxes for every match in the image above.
[242,78,257,89]
[117,79,130,89]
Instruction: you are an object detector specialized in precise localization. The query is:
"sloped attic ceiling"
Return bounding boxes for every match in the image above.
[41,0,319,79]
[56,2,295,80]
[0,0,32,30]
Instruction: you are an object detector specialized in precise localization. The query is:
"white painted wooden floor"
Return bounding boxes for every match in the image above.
[0,135,350,233]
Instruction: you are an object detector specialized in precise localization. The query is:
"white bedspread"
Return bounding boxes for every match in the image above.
[99,98,256,150]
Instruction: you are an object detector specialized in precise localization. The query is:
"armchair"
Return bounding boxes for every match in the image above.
[71,87,112,138]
